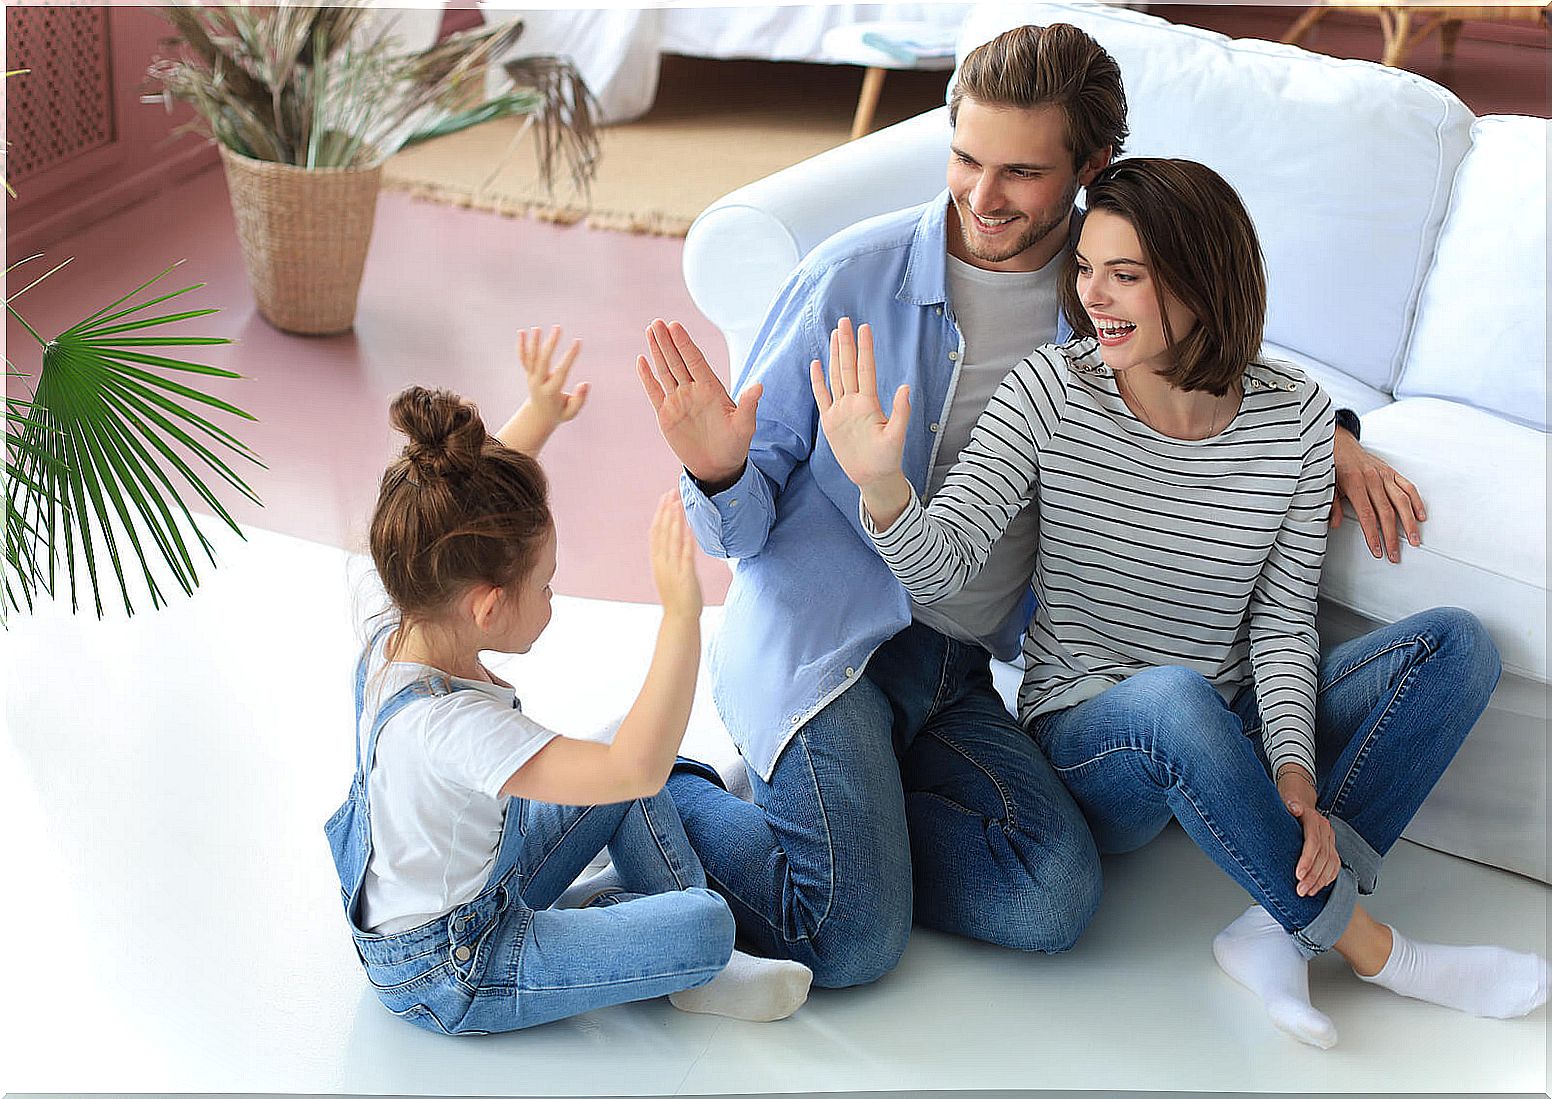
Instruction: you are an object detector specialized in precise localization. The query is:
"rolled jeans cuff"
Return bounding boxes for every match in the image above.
[1328,813,1382,894]
[1291,865,1358,960]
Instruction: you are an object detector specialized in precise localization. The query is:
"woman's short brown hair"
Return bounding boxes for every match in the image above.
[950,23,1128,169]
[369,386,551,624]
[1060,158,1267,396]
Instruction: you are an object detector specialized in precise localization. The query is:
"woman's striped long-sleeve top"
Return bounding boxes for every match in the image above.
[866,337,1336,783]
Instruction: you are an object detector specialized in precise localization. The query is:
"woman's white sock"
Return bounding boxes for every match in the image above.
[669,949,813,1022]
[1359,927,1549,1018]
[1213,905,1338,1049]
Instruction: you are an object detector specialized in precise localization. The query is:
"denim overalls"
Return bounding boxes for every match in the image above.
[325,625,735,1034]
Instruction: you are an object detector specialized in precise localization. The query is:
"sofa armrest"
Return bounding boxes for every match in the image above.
[682,107,950,373]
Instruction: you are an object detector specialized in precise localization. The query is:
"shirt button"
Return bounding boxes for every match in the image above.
[454,946,472,962]
[935,307,944,316]
[845,667,856,677]
[728,498,739,507]
[929,422,941,432]
[948,350,960,361]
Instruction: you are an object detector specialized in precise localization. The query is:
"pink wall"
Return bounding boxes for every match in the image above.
[6,5,220,259]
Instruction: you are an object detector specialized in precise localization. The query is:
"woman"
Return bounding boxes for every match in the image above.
[813,158,1545,1047]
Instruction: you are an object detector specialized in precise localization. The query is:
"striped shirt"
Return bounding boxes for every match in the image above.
[867,337,1336,783]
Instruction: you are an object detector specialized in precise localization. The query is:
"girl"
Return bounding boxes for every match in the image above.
[325,328,811,1034]
[812,160,1546,1047]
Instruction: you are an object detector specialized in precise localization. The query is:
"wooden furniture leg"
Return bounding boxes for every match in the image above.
[1440,17,1463,59]
[1282,6,1329,44]
[850,66,887,140]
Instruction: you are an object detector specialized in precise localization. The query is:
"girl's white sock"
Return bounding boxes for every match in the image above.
[669,950,813,1022]
[1359,926,1549,1018]
[1213,905,1338,1049]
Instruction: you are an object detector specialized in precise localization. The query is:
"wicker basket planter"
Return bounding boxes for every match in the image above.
[219,145,383,336]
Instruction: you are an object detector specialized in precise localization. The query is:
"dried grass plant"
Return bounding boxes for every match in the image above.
[146,2,599,193]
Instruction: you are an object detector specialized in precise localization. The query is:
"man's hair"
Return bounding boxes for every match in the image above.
[1059,158,1267,396]
[949,23,1128,169]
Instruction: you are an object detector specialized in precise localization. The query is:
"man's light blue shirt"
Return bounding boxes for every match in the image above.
[682,192,1073,780]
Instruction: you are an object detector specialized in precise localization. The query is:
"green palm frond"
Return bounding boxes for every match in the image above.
[6,264,266,619]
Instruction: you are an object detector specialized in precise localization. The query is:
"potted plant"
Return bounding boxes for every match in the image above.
[146,3,598,335]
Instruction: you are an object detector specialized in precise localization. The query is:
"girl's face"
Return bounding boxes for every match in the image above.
[1074,209,1197,379]
[499,525,557,654]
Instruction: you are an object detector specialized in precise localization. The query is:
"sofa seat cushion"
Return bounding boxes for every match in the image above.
[1318,397,1547,681]
[1395,116,1549,430]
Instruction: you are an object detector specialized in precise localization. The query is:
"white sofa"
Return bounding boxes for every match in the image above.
[681,2,1549,883]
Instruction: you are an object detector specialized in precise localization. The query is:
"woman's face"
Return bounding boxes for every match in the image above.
[1074,209,1197,379]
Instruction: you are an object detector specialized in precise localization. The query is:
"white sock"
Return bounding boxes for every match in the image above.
[1213,905,1338,1049]
[554,863,625,909]
[1359,926,1550,1018]
[669,949,813,1022]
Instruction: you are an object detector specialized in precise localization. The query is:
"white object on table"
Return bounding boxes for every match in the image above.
[821,20,959,140]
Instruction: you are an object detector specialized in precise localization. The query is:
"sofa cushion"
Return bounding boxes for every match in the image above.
[1317,397,1547,682]
[956,3,1476,394]
[1263,342,1391,416]
[1395,116,1549,431]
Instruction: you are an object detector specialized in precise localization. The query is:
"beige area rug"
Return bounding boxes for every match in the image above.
[382,55,951,237]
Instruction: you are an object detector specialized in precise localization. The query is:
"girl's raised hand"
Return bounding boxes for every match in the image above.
[810,318,910,489]
[649,490,703,623]
[518,325,590,428]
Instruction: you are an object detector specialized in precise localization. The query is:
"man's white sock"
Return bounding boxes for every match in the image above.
[1213,905,1338,1049]
[1359,926,1549,1018]
[669,950,813,1022]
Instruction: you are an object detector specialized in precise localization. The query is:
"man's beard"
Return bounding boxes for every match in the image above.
[953,179,1080,266]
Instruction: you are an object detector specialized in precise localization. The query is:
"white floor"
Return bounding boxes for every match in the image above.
[4,524,1548,1094]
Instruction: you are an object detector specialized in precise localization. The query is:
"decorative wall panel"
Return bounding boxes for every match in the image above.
[6,5,116,183]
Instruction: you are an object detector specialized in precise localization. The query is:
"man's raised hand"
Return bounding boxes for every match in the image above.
[637,319,762,493]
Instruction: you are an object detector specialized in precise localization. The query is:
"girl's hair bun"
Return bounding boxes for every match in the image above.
[390,386,487,481]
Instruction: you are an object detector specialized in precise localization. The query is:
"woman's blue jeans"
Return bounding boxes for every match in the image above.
[668,621,1103,988]
[1030,607,1501,959]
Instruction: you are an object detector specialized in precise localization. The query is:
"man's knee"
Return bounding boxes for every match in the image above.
[800,901,911,988]
[992,823,1103,953]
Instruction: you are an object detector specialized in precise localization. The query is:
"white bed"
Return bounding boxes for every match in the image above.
[475,3,975,122]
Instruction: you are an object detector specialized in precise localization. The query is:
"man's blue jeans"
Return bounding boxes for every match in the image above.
[668,621,1103,988]
[1030,607,1501,959]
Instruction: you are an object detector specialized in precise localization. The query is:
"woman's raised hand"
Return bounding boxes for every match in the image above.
[637,320,762,493]
[811,318,911,490]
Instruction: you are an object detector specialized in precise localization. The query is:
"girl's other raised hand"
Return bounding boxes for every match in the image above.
[497,326,589,455]
[518,325,589,426]
[649,490,703,623]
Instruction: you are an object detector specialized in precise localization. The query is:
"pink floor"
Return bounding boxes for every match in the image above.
[7,12,1546,609]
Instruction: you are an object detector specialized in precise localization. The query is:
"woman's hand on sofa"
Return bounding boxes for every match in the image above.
[1331,428,1426,564]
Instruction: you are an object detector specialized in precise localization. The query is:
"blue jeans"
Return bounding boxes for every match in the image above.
[354,792,736,1034]
[1030,608,1500,959]
[669,621,1102,988]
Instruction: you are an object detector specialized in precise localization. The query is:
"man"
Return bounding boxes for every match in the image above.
[636,23,1424,990]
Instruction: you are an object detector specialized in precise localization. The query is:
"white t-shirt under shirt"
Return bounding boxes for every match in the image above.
[910,252,1060,650]
[356,627,558,934]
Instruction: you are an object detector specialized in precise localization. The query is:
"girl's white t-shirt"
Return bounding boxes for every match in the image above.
[356,628,558,934]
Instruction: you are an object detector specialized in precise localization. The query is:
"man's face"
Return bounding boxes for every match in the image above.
[946,98,1108,273]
